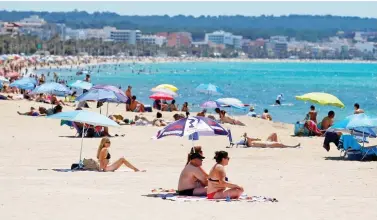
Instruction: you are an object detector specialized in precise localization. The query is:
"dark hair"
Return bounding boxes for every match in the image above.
[354,103,360,109]
[186,146,203,165]
[132,95,136,100]
[156,112,162,118]
[86,74,90,78]
[186,111,190,117]
[171,99,176,104]
[214,151,228,163]
[328,110,335,117]
[53,105,63,114]
[310,105,315,110]
[215,108,220,113]
[264,109,268,113]
[72,91,77,96]
[184,102,188,106]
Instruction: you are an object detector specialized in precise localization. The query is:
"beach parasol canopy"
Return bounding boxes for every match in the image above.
[47,110,120,166]
[69,80,93,90]
[150,87,178,97]
[155,84,178,92]
[200,101,221,109]
[216,98,245,108]
[76,88,128,103]
[296,92,345,108]
[9,77,37,90]
[5,71,20,78]
[196,83,223,96]
[149,92,174,101]
[32,82,71,95]
[330,114,377,131]
[155,116,228,139]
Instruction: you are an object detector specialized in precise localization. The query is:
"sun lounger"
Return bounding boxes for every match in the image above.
[339,134,377,160]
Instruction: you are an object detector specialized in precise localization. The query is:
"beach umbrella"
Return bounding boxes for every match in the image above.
[330,114,377,138]
[200,101,221,109]
[69,80,93,90]
[149,92,174,101]
[155,84,178,92]
[92,85,125,96]
[296,92,345,108]
[155,116,229,139]
[5,71,20,78]
[0,76,9,83]
[10,77,37,90]
[150,87,178,97]
[216,98,245,108]
[196,83,223,96]
[32,82,70,95]
[47,110,120,167]
[76,88,128,103]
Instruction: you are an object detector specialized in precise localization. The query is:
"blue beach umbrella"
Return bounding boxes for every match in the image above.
[196,83,223,96]
[330,114,377,137]
[47,110,120,166]
[68,80,93,90]
[10,77,37,90]
[32,82,70,95]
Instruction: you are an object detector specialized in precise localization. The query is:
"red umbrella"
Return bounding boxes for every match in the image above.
[6,72,20,78]
[149,92,174,100]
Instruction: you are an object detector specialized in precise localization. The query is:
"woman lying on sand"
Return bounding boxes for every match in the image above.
[243,132,300,148]
[207,151,244,199]
[215,108,245,126]
[97,137,145,172]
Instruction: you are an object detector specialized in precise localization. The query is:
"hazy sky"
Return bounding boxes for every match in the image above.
[1,1,377,18]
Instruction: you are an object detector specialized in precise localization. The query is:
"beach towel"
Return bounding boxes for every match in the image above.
[149,188,278,203]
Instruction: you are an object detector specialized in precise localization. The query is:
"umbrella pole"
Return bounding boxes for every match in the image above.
[79,124,85,167]
[106,102,109,116]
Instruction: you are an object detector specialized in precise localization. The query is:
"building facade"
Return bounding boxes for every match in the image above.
[110,30,141,45]
[205,30,243,48]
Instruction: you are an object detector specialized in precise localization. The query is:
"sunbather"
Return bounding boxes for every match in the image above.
[51,94,67,106]
[304,120,323,136]
[173,113,185,121]
[97,137,144,172]
[215,108,245,126]
[207,151,244,199]
[17,107,40,116]
[244,132,300,148]
[197,109,207,117]
[35,93,48,103]
[178,146,208,196]
[152,112,167,127]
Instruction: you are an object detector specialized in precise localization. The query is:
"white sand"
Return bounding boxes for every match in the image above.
[1,100,377,220]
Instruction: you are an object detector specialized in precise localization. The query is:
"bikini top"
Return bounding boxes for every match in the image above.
[106,152,111,160]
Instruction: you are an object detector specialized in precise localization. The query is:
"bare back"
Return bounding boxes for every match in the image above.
[178,163,207,191]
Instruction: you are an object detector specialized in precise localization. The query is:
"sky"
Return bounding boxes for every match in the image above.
[1,1,377,18]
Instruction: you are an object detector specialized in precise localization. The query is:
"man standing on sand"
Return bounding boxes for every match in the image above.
[354,103,365,114]
[125,85,132,111]
[177,152,208,196]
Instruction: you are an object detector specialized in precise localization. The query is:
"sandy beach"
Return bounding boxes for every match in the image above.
[1,99,377,220]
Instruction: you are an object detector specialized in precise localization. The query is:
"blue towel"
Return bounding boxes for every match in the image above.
[340,135,362,151]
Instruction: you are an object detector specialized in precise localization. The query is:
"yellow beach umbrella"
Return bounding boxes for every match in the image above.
[296,92,345,108]
[155,84,178,92]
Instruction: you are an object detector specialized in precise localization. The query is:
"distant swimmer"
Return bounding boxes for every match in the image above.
[275,94,284,105]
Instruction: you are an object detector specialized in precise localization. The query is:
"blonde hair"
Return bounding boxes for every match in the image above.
[97,137,110,159]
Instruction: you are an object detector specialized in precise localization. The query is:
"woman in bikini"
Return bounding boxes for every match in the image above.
[215,108,245,126]
[207,151,244,199]
[97,137,144,172]
[244,133,301,148]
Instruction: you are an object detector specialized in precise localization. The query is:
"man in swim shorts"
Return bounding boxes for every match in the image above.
[177,153,208,196]
[275,93,283,105]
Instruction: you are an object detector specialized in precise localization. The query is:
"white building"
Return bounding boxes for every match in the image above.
[110,29,141,45]
[65,28,86,40]
[19,15,46,27]
[354,42,375,53]
[205,30,243,48]
[140,35,166,46]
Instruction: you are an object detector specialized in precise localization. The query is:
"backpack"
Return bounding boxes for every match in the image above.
[82,158,99,171]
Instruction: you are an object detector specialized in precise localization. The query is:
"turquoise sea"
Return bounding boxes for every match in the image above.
[40,61,377,124]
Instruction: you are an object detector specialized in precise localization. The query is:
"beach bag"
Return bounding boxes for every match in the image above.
[82,158,99,171]
[294,122,310,136]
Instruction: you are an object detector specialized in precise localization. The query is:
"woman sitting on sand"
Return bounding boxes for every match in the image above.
[243,133,300,148]
[97,137,144,172]
[207,151,244,199]
[152,112,167,127]
[50,94,67,106]
[215,108,245,126]
[181,102,189,112]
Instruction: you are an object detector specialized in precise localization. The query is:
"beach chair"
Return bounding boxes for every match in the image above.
[339,134,377,160]
[227,130,247,148]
